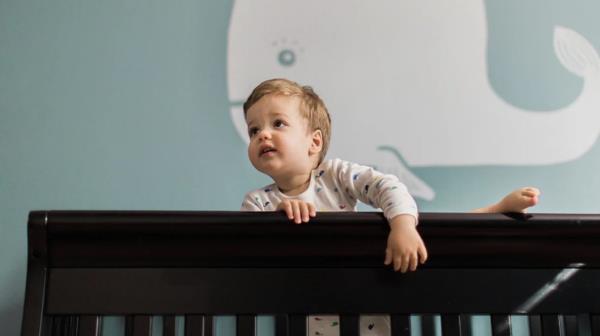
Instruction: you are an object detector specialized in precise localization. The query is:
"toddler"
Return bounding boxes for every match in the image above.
[240,78,539,336]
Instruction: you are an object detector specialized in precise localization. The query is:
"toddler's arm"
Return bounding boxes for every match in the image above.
[331,159,418,222]
[330,159,426,272]
[384,214,428,273]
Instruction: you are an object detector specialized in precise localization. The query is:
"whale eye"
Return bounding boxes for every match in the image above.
[278,49,296,67]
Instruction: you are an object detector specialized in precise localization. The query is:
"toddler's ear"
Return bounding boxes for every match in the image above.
[310,129,323,154]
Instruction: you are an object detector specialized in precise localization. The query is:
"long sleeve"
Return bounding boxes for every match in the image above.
[240,192,263,211]
[329,159,418,222]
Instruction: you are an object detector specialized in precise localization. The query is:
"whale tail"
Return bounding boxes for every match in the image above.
[554,26,600,77]
[376,146,435,201]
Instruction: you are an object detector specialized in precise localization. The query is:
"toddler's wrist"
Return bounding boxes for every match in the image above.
[389,214,417,230]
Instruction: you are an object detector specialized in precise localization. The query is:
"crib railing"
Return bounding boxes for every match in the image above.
[21,211,600,336]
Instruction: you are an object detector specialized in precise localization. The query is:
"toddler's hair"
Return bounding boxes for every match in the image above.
[243,78,331,164]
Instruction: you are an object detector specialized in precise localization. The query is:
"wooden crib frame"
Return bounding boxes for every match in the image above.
[21,211,600,336]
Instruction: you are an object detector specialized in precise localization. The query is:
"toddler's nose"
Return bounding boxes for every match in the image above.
[258,129,271,140]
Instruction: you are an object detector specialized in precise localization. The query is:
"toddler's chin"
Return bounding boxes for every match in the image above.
[256,165,279,178]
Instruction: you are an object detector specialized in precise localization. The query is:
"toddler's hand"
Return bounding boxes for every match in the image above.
[384,215,428,273]
[276,200,316,224]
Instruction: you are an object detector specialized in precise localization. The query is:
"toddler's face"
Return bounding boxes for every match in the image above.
[245,94,318,179]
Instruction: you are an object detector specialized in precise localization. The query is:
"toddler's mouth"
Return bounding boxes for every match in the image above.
[260,147,277,156]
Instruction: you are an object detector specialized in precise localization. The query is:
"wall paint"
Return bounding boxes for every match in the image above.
[1,1,599,335]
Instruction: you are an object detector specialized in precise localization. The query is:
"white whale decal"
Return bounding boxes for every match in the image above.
[227,0,600,200]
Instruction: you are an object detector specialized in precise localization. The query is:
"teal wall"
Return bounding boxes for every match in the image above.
[1,1,599,335]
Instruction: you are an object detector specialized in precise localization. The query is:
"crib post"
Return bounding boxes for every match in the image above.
[21,212,49,336]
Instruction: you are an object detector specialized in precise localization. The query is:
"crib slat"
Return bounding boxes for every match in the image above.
[541,315,561,336]
[421,315,436,336]
[237,315,255,336]
[528,315,542,336]
[79,316,101,336]
[592,315,600,336]
[43,316,53,336]
[50,316,78,336]
[69,316,80,336]
[70,316,80,336]
[461,315,472,335]
[163,316,176,336]
[491,315,511,336]
[126,316,134,336]
[184,315,212,336]
[441,314,461,336]
[56,315,66,336]
[50,316,61,336]
[563,315,577,336]
[205,315,214,336]
[340,314,359,336]
[126,316,151,336]
[288,314,306,336]
[275,315,288,336]
[185,315,204,336]
[47,316,56,336]
[51,316,64,336]
[390,314,410,336]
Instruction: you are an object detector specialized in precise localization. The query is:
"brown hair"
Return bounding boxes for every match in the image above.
[243,78,331,165]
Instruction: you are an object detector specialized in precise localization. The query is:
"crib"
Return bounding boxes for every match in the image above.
[21,211,600,336]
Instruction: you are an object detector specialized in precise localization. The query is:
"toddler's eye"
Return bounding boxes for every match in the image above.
[274,120,286,128]
[248,127,259,137]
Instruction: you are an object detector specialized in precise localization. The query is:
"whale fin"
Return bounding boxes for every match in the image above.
[230,105,250,144]
[554,26,600,77]
[376,146,435,201]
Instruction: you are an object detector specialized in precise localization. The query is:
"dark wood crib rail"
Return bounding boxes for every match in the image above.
[21,211,600,336]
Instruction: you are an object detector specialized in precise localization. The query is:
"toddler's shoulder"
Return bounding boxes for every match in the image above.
[241,183,279,211]
[318,158,356,171]
[244,183,278,199]
[319,158,374,176]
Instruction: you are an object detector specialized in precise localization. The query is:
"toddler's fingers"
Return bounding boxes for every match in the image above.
[418,243,428,264]
[393,257,401,272]
[300,203,310,222]
[292,201,302,224]
[396,255,406,273]
[409,253,418,272]
[308,203,316,217]
[401,254,411,273]
[394,255,408,273]
[384,248,392,265]
[280,202,294,220]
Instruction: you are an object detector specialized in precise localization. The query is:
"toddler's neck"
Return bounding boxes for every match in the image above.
[274,173,312,196]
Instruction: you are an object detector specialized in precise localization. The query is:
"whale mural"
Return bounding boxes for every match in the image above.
[227,0,600,200]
